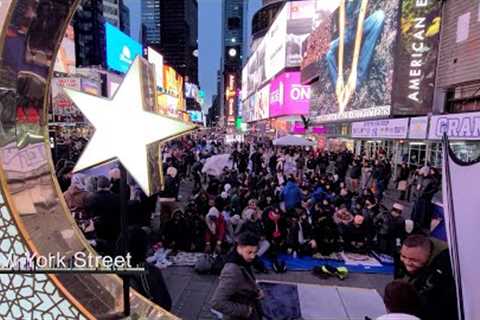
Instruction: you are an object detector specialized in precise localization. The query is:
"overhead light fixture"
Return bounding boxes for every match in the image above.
[228,48,237,57]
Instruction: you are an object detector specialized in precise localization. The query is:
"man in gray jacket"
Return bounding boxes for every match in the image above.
[210,232,263,320]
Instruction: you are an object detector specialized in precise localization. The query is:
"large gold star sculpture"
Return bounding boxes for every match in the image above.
[64,57,196,196]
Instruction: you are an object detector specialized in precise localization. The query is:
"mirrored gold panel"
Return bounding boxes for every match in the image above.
[0,1,177,318]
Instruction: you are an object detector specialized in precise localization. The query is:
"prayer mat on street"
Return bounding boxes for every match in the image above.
[170,252,205,266]
[262,253,394,274]
[258,281,386,320]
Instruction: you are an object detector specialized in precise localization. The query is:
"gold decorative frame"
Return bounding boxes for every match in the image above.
[0,1,177,318]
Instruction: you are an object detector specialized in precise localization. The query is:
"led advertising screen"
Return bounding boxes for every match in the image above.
[270,71,310,117]
[54,24,76,74]
[242,40,267,101]
[242,1,329,101]
[254,84,270,121]
[301,1,340,83]
[392,0,442,115]
[185,82,199,99]
[147,47,164,89]
[285,1,329,68]
[243,94,257,123]
[264,6,288,81]
[51,77,81,110]
[188,111,203,123]
[106,22,142,73]
[308,0,401,122]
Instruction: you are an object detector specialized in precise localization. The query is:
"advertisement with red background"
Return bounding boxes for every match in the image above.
[269,72,310,117]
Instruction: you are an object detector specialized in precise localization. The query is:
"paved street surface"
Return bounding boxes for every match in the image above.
[163,266,392,320]
[162,178,396,320]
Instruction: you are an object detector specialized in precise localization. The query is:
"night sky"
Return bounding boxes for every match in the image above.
[124,0,262,110]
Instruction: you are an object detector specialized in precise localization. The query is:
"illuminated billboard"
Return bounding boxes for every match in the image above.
[54,24,76,74]
[225,73,238,124]
[242,1,324,101]
[304,0,441,122]
[308,0,401,122]
[147,47,164,89]
[392,0,442,115]
[254,84,270,121]
[301,1,340,83]
[106,22,142,73]
[269,71,310,117]
[188,111,203,123]
[185,82,199,99]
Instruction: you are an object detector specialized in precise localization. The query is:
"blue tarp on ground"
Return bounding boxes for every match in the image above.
[262,254,394,274]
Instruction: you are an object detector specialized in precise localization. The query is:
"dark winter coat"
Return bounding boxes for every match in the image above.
[210,250,262,320]
[397,238,458,320]
[281,181,302,210]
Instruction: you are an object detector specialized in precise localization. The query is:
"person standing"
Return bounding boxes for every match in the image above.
[411,168,440,232]
[396,162,410,201]
[349,159,362,192]
[210,232,263,320]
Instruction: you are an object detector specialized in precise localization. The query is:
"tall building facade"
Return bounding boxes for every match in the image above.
[159,0,198,84]
[103,0,120,27]
[119,0,130,35]
[141,0,161,46]
[220,0,246,127]
[73,0,106,68]
[141,0,198,85]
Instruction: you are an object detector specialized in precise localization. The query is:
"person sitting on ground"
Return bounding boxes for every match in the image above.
[309,207,340,256]
[210,232,263,320]
[342,214,372,254]
[375,280,421,320]
[281,176,303,210]
[397,234,458,320]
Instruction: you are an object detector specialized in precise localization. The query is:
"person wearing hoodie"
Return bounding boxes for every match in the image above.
[205,206,226,253]
[281,176,303,210]
[397,234,458,320]
[210,232,263,320]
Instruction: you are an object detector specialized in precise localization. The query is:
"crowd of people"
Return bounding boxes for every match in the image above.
[58,133,454,320]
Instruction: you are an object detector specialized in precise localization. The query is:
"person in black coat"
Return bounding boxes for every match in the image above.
[87,176,121,251]
[127,226,172,311]
[411,169,440,232]
[397,235,458,320]
[308,207,340,256]
[350,159,362,192]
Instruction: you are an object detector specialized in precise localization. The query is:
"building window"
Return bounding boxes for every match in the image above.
[228,17,241,30]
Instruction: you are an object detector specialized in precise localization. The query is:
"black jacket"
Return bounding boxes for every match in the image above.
[87,190,121,241]
[131,262,172,311]
[398,239,458,320]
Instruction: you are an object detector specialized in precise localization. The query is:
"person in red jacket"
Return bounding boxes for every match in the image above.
[205,206,226,253]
